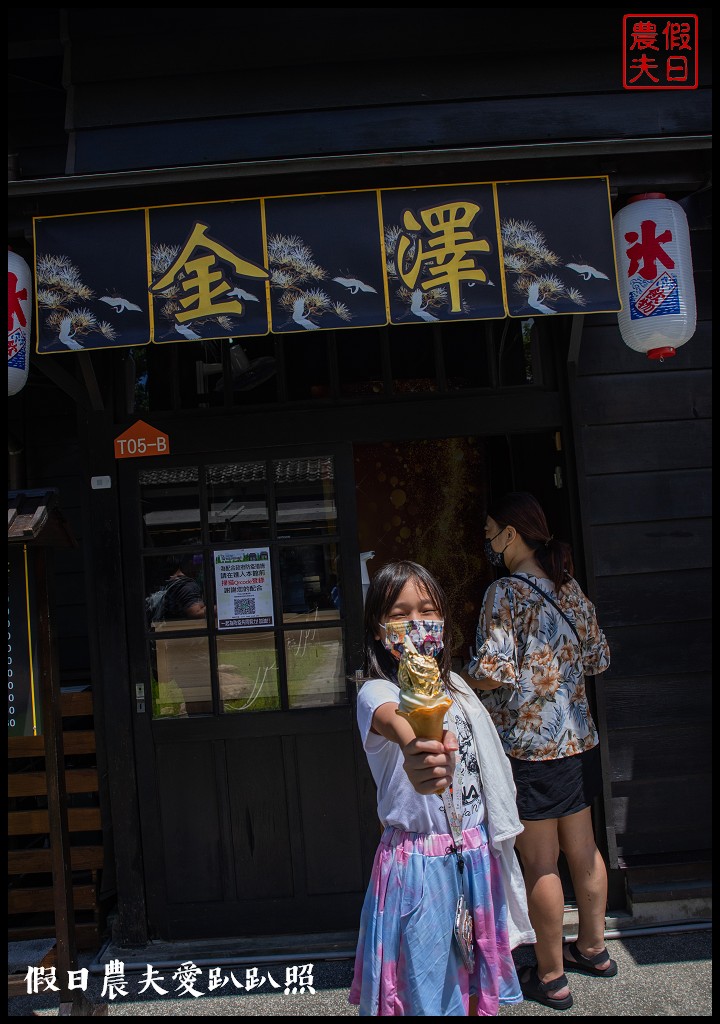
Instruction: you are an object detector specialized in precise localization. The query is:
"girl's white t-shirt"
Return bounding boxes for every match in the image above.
[356,677,485,834]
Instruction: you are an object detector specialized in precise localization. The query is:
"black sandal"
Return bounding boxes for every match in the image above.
[519,965,574,1010]
[563,940,618,978]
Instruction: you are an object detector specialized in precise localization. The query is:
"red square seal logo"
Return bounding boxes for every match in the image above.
[623,14,698,89]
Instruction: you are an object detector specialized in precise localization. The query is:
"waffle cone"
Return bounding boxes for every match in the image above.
[396,696,452,740]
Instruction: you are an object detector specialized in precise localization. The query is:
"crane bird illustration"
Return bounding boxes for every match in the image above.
[291,297,320,330]
[526,282,557,315]
[566,263,609,281]
[58,316,84,349]
[99,296,143,312]
[226,287,260,302]
[174,322,202,340]
[409,289,438,322]
[332,276,377,295]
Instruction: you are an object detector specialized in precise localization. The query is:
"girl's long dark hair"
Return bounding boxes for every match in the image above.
[487,491,574,593]
[362,560,453,685]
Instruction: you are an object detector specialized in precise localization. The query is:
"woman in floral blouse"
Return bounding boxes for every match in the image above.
[462,492,615,1011]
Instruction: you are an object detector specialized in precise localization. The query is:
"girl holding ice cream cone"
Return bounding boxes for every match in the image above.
[349,560,534,1017]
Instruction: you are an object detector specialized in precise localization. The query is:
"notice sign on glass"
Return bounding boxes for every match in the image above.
[215,549,274,630]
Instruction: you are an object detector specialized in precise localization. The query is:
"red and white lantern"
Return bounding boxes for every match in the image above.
[613,193,697,360]
[8,247,32,395]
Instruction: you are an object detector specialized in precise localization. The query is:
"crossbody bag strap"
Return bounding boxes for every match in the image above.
[508,574,581,644]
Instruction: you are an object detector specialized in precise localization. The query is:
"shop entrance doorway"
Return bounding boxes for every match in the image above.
[119,442,378,940]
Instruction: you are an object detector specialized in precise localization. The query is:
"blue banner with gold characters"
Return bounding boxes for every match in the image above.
[33,208,150,352]
[380,183,505,325]
[149,200,269,343]
[33,177,620,353]
[264,191,388,333]
[496,177,621,317]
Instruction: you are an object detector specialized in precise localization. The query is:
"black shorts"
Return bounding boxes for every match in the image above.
[509,744,603,820]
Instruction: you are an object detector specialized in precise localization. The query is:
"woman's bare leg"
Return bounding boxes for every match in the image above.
[558,807,611,969]
[514,818,571,1000]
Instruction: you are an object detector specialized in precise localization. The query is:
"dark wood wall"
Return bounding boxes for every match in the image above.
[10,9,711,188]
[570,212,712,865]
[8,384,91,681]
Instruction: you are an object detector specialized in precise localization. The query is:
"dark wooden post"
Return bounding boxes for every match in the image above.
[34,546,84,1014]
[9,492,107,1016]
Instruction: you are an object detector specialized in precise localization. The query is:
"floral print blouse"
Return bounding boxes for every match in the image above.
[469,573,610,762]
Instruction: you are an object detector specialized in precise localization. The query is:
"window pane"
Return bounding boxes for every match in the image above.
[140,466,201,547]
[274,457,336,537]
[218,633,281,713]
[285,627,346,708]
[280,543,342,621]
[151,634,212,718]
[206,462,269,542]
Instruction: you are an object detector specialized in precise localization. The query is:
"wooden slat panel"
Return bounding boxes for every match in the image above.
[7,731,96,758]
[577,366,712,425]
[8,884,98,913]
[70,51,625,123]
[64,9,626,84]
[586,469,711,525]
[8,970,31,995]
[602,674,710,732]
[60,690,93,717]
[581,420,712,475]
[606,725,711,782]
[8,808,102,836]
[9,768,99,798]
[578,318,711,376]
[7,922,99,949]
[604,620,710,678]
[595,569,710,627]
[611,777,712,857]
[296,732,364,896]
[575,369,711,425]
[8,846,104,874]
[71,89,712,175]
[592,520,711,576]
[155,741,226,904]
[226,737,294,902]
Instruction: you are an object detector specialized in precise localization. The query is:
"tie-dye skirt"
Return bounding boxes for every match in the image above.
[349,824,523,1016]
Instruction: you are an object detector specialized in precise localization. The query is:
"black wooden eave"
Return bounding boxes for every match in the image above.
[8,133,712,200]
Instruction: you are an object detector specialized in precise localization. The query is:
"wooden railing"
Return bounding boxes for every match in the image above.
[7,689,109,951]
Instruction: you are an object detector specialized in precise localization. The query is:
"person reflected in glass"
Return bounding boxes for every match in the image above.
[154,554,206,622]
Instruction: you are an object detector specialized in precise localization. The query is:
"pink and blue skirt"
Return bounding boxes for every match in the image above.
[349,824,523,1016]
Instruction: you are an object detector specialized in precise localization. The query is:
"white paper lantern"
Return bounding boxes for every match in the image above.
[8,247,32,395]
[613,193,697,360]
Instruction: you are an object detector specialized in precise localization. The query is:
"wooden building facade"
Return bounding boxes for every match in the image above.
[8,9,711,949]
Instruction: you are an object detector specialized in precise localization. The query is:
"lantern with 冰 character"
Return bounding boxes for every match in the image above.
[613,193,697,360]
[8,247,32,395]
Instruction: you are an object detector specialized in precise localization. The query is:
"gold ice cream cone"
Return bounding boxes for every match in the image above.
[396,696,453,740]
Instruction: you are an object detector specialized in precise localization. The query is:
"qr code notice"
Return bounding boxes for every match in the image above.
[234,597,256,616]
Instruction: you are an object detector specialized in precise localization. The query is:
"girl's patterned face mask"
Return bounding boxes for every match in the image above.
[381,619,445,660]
